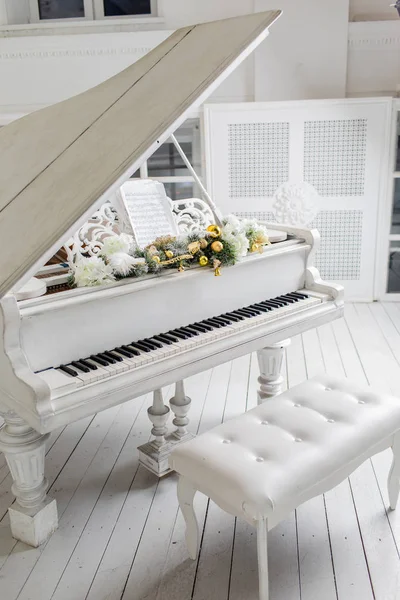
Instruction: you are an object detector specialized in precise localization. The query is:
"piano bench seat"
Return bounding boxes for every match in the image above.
[169,375,400,600]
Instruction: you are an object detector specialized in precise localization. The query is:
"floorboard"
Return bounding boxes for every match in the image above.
[0,305,399,600]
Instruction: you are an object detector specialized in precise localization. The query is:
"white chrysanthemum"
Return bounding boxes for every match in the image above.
[73,256,115,287]
[108,252,145,276]
[240,218,260,232]
[101,233,133,258]
[221,229,249,257]
[223,214,241,230]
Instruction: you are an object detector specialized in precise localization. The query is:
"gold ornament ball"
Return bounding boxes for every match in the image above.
[199,238,208,249]
[199,256,209,267]
[165,250,174,259]
[211,240,223,253]
[207,224,222,238]
[152,255,161,263]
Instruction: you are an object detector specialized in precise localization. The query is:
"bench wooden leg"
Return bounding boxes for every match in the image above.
[257,517,269,600]
[177,476,199,560]
[388,431,400,510]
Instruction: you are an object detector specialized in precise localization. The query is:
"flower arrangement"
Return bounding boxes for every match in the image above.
[70,215,271,288]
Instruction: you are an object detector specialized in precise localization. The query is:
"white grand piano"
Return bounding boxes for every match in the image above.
[0,11,343,547]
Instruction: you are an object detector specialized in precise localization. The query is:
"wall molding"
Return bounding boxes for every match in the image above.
[348,20,400,47]
[0,46,152,60]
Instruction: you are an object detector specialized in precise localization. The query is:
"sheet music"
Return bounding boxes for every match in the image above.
[116,180,178,248]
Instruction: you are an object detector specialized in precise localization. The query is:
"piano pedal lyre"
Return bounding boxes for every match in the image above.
[138,380,194,477]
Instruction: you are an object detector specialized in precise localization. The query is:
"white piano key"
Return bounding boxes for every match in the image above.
[39,368,79,392]
[68,366,97,385]
[40,292,326,392]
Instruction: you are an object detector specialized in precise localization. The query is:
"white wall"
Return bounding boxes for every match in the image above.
[0,0,258,112]
[350,0,399,21]
[254,0,350,101]
[0,0,399,115]
[161,0,253,28]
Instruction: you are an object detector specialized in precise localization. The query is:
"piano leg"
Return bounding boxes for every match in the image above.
[170,380,193,442]
[0,408,58,547]
[257,340,291,403]
[138,388,171,477]
[138,381,194,477]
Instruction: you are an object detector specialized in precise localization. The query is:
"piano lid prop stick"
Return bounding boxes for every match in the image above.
[169,134,223,227]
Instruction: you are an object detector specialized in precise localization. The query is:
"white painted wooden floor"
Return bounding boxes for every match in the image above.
[1,303,400,600]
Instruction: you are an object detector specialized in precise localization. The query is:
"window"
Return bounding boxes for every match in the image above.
[131,119,203,202]
[386,111,400,292]
[29,0,156,22]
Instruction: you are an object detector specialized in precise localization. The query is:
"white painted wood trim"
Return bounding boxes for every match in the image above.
[376,99,400,299]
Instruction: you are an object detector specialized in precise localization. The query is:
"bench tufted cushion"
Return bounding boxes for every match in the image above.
[169,376,400,525]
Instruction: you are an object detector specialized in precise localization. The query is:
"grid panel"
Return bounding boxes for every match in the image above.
[311,210,363,280]
[235,210,363,281]
[228,123,289,198]
[304,119,367,197]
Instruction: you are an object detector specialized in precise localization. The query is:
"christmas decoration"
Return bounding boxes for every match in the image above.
[206,224,221,238]
[211,240,223,253]
[68,214,271,288]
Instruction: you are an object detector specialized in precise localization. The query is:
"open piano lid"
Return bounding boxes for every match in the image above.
[0,10,281,299]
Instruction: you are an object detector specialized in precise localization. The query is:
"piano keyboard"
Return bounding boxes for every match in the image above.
[38,291,324,394]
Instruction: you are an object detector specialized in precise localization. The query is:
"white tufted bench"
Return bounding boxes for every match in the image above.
[169,375,400,600]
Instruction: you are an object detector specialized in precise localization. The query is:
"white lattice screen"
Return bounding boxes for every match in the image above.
[235,210,363,282]
[205,100,391,300]
[303,119,368,197]
[228,123,289,197]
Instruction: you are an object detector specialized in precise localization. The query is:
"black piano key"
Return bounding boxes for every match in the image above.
[98,352,116,364]
[79,359,98,370]
[244,305,262,315]
[90,355,110,367]
[71,360,90,373]
[232,310,253,319]
[190,323,210,333]
[139,339,160,351]
[147,338,164,349]
[174,328,193,338]
[121,345,140,356]
[274,296,290,305]
[115,347,134,358]
[196,321,213,331]
[262,300,283,309]
[289,291,308,299]
[130,341,152,353]
[211,317,229,327]
[161,333,179,343]
[136,340,155,351]
[221,313,240,322]
[104,351,123,362]
[253,303,272,312]
[203,319,222,328]
[169,329,189,340]
[284,293,301,302]
[215,315,233,325]
[226,312,244,321]
[59,365,78,377]
[152,335,172,346]
[236,308,257,318]
[278,295,297,304]
[256,302,274,311]
[180,326,199,336]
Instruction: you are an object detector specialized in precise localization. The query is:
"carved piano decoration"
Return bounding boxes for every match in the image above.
[0,10,344,548]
